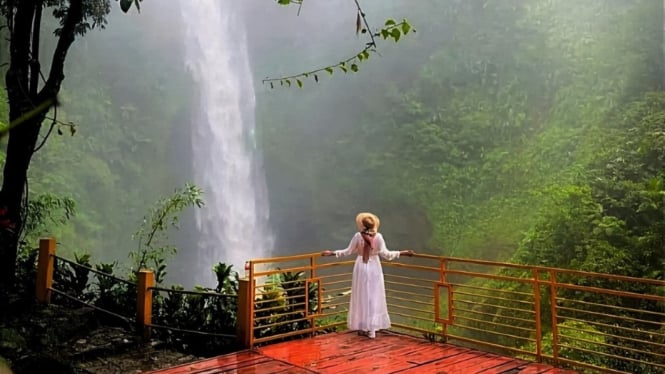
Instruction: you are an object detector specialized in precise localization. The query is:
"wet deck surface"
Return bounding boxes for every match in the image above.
[148,331,577,373]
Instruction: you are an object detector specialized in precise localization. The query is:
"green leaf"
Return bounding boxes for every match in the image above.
[391,28,401,42]
[401,21,411,34]
[285,79,291,87]
[381,29,390,39]
[119,0,133,13]
[350,64,359,73]
[277,0,291,4]
[296,79,303,88]
[384,18,396,26]
[325,67,334,75]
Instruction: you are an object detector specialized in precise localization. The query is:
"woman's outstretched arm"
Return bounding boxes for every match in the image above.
[321,233,359,257]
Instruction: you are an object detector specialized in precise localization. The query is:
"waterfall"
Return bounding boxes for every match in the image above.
[180,0,273,283]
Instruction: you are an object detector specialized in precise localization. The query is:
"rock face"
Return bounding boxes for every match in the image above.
[0,298,198,374]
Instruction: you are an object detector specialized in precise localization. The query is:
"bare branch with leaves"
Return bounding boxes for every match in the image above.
[262,1,414,89]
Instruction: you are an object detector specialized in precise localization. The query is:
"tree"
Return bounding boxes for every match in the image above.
[0,0,411,293]
[0,0,113,292]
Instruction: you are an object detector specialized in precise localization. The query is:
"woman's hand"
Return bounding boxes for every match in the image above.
[400,250,415,257]
[321,250,334,257]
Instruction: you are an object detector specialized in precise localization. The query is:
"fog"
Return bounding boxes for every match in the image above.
[21,0,663,287]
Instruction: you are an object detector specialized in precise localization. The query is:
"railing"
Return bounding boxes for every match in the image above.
[35,237,239,351]
[240,252,665,374]
[35,237,665,373]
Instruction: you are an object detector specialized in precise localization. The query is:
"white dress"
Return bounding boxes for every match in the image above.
[334,232,401,332]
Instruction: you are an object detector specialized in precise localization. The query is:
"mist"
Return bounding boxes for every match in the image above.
[15,0,664,287]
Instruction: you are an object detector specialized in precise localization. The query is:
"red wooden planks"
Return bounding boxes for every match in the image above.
[518,363,558,374]
[475,360,528,374]
[149,332,577,374]
[146,351,266,374]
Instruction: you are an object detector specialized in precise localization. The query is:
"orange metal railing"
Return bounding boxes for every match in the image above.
[34,237,665,373]
[243,252,665,374]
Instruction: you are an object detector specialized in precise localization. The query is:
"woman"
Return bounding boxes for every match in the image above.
[321,212,414,338]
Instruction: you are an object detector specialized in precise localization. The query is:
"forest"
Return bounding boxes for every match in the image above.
[0,0,664,372]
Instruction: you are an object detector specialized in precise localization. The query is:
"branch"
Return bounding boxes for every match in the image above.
[353,0,376,50]
[261,21,412,89]
[39,0,83,100]
[262,0,413,89]
[28,1,42,96]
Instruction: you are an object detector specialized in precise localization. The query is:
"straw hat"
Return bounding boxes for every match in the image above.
[355,212,380,234]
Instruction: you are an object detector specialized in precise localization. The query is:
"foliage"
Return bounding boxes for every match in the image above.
[12,193,76,298]
[253,270,319,342]
[129,183,204,283]
[263,0,414,88]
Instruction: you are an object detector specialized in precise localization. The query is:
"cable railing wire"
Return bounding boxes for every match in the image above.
[149,286,238,299]
[147,323,236,339]
[50,287,133,328]
[54,255,137,287]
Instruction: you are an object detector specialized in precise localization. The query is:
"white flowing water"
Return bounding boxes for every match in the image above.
[180,0,273,282]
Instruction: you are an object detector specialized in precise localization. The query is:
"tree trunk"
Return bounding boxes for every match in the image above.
[0,0,83,293]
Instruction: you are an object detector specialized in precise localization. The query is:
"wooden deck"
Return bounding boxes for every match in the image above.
[148,331,577,374]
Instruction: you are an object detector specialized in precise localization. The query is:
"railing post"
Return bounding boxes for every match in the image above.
[440,257,449,339]
[36,237,56,304]
[549,270,559,363]
[136,269,155,340]
[533,269,542,363]
[237,276,253,348]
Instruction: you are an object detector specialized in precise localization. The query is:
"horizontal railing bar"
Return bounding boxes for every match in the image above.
[557,315,665,339]
[445,333,537,358]
[557,297,665,318]
[255,316,310,329]
[451,320,534,343]
[385,288,435,300]
[558,306,665,327]
[452,306,536,326]
[390,322,441,336]
[560,333,665,360]
[384,280,433,292]
[253,327,314,344]
[321,301,349,310]
[383,262,441,273]
[254,265,312,277]
[387,303,435,315]
[553,282,665,302]
[385,295,433,307]
[442,257,665,286]
[250,253,665,285]
[454,290,535,306]
[321,279,352,287]
[384,273,440,284]
[388,310,436,324]
[453,315,536,334]
[451,282,533,297]
[558,343,665,369]
[313,322,346,331]
[560,324,665,348]
[254,310,306,322]
[454,299,536,315]
[555,356,631,374]
[446,269,536,284]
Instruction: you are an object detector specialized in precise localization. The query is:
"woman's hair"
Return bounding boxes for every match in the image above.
[362,216,375,231]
